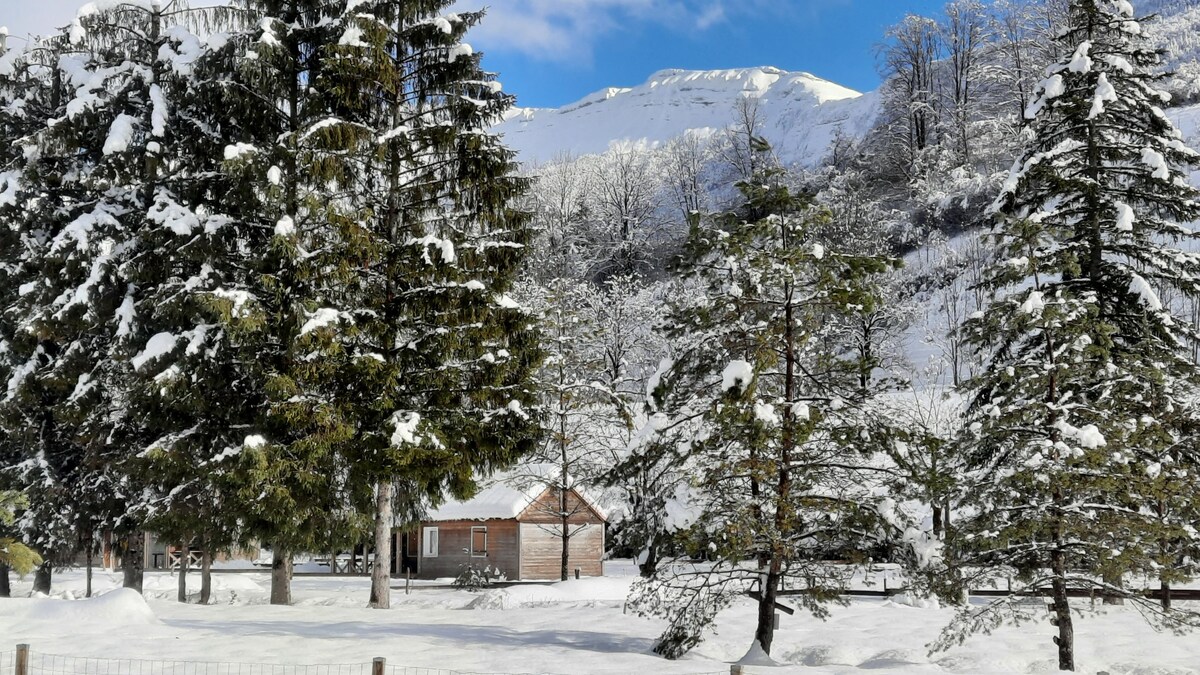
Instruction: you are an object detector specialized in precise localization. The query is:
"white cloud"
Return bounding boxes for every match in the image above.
[695,3,727,31]
[8,1,739,66]
[453,0,734,64]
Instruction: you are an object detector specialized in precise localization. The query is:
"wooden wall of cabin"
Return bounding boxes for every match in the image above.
[414,520,520,581]
[517,522,604,580]
[516,488,606,580]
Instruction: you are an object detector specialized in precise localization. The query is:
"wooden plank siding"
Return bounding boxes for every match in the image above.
[415,520,520,581]
[518,522,604,580]
[516,487,605,525]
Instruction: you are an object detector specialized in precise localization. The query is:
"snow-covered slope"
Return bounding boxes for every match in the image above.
[494,66,880,167]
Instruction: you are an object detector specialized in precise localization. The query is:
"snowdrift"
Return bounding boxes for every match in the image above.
[18,588,159,627]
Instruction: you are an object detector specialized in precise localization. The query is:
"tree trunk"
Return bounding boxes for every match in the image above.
[1050,547,1075,671]
[177,542,188,603]
[932,504,944,538]
[369,481,394,609]
[123,532,144,593]
[0,563,11,597]
[270,546,291,605]
[85,541,94,598]
[1161,579,1171,611]
[637,541,658,578]
[200,539,213,605]
[754,559,782,655]
[33,560,52,594]
[560,509,570,582]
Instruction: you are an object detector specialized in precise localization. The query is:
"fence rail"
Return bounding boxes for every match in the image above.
[7,647,738,675]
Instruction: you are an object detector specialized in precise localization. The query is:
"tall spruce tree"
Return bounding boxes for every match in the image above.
[302,0,542,608]
[937,1,1200,670]
[0,30,104,595]
[0,30,37,597]
[627,145,896,659]
[3,1,242,597]
[112,4,256,604]
[205,0,360,606]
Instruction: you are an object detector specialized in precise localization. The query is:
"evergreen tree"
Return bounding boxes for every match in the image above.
[115,5,258,605]
[0,30,100,595]
[2,1,243,597]
[627,145,896,659]
[300,0,542,608]
[207,0,359,606]
[937,1,1200,670]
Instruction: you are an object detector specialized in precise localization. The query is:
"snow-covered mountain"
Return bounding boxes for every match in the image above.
[494,66,880,168]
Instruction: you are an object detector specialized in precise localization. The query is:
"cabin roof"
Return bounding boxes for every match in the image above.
[423,465,608,523]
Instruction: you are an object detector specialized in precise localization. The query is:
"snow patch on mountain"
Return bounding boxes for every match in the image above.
[494,66,880,167]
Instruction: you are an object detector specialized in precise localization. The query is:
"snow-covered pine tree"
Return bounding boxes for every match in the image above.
[627,144,896,659]
[2,1,246,597]
[108,5,261,605]
[0,29,108,595]
[67,0,236,596]
[300,0,542,608]
[205,0,360,606]
[937,1,1200,670]
[0,23,32,598]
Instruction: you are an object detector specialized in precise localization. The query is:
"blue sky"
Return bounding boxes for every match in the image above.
[454,0,941,108]
[9,0,939,109]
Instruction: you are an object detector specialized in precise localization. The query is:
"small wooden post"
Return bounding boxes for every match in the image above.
[405,569,411,595]
[372,657,385,675]
[730,665,746,675]
[16,644,29,675]
[883,577,888,594]
[574,567,580,580]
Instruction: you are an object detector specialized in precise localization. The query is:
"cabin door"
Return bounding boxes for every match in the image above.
[400,531,418,574]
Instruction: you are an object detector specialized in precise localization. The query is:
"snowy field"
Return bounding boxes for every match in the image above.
[3,562,1200,675]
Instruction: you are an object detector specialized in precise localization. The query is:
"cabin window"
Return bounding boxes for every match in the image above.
[470,527,488,557]
[423,527,439,558]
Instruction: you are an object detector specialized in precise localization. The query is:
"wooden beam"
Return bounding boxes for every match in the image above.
[746,591,795,615]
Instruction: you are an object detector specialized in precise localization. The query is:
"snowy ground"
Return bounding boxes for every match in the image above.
[2,562,1199,675]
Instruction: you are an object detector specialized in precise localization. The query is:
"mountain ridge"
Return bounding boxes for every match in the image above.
[493,65,880,167]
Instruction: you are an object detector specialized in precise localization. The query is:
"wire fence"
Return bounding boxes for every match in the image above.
[4,648,738,675]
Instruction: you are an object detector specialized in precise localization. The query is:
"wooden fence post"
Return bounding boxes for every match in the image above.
[15,644,29,675]
[730,665,745,675]
[372,657,385,675]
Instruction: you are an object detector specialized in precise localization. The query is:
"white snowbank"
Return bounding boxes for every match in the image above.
[19,588,158,627]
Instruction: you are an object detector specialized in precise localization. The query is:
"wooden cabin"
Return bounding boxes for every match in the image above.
[396,481,607,581]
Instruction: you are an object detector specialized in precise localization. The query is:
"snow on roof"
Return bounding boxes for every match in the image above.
[426,481,542,522]
[424,465,608,522]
